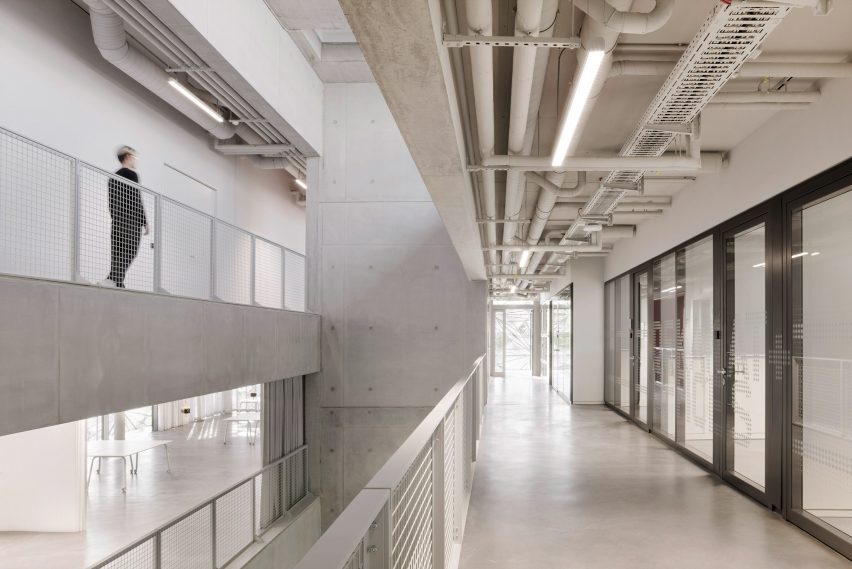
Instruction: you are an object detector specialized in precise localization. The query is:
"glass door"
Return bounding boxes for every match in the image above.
[632,270,650,426]
[721,218,769,498]
[550,286,572,400]
[491,308,506,376]
[504,308,533,375]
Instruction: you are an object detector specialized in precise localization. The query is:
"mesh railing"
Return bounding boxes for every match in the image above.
[0,126,307,311]
[89,446,308,569]
[293,355,487,569]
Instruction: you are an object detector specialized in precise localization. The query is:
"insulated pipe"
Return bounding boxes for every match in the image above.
[526,172,588,199]
[501,0,546,259]
[525,172,587,253]
[572,0,675,34]
[611,60,852,78]
[465,0,499,265]
[83,0,234,139]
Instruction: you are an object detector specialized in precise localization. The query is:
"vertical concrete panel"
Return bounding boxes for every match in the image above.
[320,408,345,529]
[204,302,247,392]
[0,278,59,434]
[245,307,279,383]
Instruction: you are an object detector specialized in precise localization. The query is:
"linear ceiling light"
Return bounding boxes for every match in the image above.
[295,178,308,190]
[519,250,532,269]
[168,78,224,123]
[551,49,606,167]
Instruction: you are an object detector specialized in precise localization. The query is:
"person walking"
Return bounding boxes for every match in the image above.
[102,146,148,288]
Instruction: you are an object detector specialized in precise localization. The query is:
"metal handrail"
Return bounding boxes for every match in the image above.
[0,125,310,313]
[87,445,309,569]
[293,355,487,569]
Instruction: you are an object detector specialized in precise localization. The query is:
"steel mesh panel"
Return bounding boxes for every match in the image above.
[214,221,252,304]
[0,128,74,281]
[78,163,155,291]
[254,237,283,308]
[561,3,790,242]
[284,250,306,311]
[160,505,214,569]
[256,462,285,531]
[344,541,365,569]
[215,480,254,568]
[285,449,307,509]
[94,537,156,569]
[443,403,457,566]
[391,441,434,569]
[159,198,212,299]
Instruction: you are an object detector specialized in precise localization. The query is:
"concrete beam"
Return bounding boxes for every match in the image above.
[0,276,321,437]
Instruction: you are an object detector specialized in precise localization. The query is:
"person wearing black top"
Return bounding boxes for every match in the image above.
[104,146,148,288]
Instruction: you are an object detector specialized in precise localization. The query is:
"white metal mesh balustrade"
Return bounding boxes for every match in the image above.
[0,126,307,311]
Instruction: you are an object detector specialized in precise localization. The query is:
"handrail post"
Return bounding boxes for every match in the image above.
[153,195,162,293]
[211,500,217,569]
[250,236,256,306]
[210,220,217,300]
[281,245,287,310]
[251,474,258,540]
[154,530,162,569]
[71,158,80,282]
[432,422,446,569]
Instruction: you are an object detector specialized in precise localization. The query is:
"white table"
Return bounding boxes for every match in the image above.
[238,399,260,411]
[87,439,172,493]
[224,412,260,445]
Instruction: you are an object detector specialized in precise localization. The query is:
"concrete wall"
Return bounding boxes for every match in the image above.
[307,83,487,527]
[542,258,605,404]
[605,77,852,280]
[0,275,320,437]
[0,0,306,253]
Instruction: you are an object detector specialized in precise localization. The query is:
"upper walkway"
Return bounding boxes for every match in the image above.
[459,377,850,568]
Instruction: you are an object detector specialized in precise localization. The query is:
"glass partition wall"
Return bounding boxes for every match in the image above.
[550,286,572,400]
[604,158,852,560]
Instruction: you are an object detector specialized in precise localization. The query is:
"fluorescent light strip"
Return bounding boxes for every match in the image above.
[295,178,308,190]
[168,78,224,123]
[551,50,606,167]
[791,252,809,259]
[661,285,682,294]
[753,262,766,268]
[519,250,532,269]
[510,285,518,294]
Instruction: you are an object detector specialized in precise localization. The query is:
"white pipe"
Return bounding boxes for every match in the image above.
[712,91,820,104]
[466,0,498,266]
[502,0,555,264]
[83,0,234,140]
[572,0,675,34]
[708,102,811,112]
[482,154,705,171]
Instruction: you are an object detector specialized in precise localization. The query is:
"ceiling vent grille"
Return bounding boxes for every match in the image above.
[560,2,791,242]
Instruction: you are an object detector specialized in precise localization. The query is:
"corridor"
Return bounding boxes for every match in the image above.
[459,377,851,568]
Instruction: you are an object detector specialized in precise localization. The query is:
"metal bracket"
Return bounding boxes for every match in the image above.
[600,178,644,195]
[442,33,581,49]
[643,122,692,134]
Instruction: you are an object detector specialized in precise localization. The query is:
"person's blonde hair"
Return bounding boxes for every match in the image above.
[117,146,137,163]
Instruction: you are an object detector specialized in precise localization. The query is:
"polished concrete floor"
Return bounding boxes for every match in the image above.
[459,377,851,568]
[0,415,262,569]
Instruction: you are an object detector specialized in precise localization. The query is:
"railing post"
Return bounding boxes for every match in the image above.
[432,422,446,569]
[154,530,162,569]
[211,500,217,569]
[250,236,256,306]
[281,245,287,310]
[210,220,217,301]
[71,158,80,282]
[153,195,162,293]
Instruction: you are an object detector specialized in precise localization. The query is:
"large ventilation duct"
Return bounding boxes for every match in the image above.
[465,0,499,266]
[571,0,675,34]
[83,0,235,139]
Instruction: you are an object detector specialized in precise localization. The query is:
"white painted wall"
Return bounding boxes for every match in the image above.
[0,0,305,255]
[0,422,87,532]
[605,77,852,280]
[542,258,605,404]
[163,0,323,154]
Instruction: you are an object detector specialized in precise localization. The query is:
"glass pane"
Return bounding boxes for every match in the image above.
[541,303,550,378]
[494,311,504,374]
[605,281,615,405]
[653,254,677,439]
[728,223,766,490]
[636,273,649,424]
[683,236,714,461]
[504,309,532,374]
[616,275,631,414]
[792,187,852,536]
[551,293,572,396]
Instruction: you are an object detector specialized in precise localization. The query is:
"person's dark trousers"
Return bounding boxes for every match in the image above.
[107,220,141,288]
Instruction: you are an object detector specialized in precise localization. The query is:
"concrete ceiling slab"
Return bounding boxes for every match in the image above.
[339,0,486,280]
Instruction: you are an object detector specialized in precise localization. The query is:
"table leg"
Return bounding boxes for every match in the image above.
[87,457,96,488]
[97,456,101,474]
[164,444,172,473]
[129,454,135,475]
[122,457,127,494]
[134,452,139,475]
